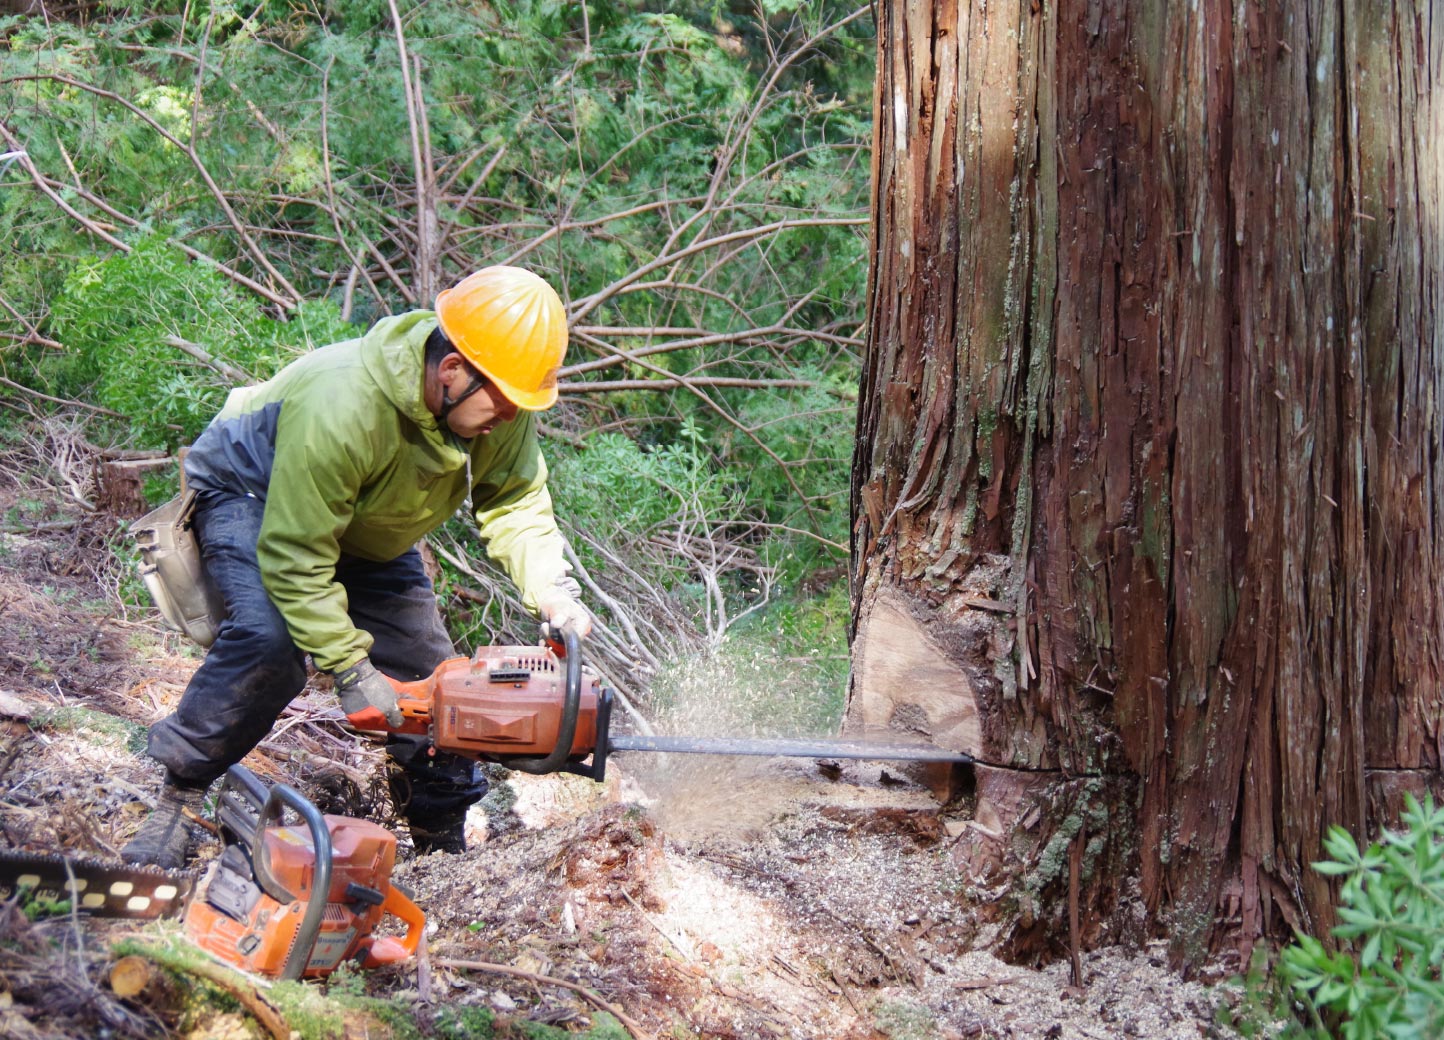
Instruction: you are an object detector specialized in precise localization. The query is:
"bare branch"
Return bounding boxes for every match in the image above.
[0,296,62,351]
[0,375,124,417]
[384,0,438,302]
[567,216,866,325]
[0,125,130,252]
[3,74,303,306]
[321,58,389,315]
[162,335,255,385]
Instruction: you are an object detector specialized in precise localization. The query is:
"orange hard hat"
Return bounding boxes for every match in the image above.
[434,266,568,411]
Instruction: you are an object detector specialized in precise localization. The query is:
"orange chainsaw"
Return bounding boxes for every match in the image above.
[348,631,973,780]
[0,764,424,981]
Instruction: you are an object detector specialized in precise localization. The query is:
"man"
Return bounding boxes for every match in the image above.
[122,266,592,869]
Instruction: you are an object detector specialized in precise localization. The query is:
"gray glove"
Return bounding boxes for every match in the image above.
[334,657,403,728]
[538,590,591,640]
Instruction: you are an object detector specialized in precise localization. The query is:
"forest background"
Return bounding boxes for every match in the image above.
[0,0,875,734]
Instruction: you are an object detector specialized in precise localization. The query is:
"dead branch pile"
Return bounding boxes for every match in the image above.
[0,901,159,1039]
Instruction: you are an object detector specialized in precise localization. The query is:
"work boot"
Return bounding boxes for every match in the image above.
[120,782,208,870]
[408,813,467,856]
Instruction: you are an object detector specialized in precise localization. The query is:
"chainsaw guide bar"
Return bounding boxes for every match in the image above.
[608,734,973,762]
[0,849,195,919]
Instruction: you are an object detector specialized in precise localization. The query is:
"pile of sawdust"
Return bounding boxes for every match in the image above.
[395,759,1234,1039]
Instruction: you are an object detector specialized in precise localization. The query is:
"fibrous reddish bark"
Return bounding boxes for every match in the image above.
[850,0,1442,967]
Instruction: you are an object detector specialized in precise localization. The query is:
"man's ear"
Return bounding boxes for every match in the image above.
[437,352,465,382]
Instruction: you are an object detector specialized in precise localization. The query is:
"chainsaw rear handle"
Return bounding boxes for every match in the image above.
[504,628,583,775]
[252,781,334,982]
[361,882,427,968]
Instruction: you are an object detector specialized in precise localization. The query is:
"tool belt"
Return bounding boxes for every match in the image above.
[133,483,225,648]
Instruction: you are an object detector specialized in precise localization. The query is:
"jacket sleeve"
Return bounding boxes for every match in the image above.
[471,416,571,614]
[256,396,377,674]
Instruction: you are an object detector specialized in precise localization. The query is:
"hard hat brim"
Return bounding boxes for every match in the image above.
[487,373,558,412]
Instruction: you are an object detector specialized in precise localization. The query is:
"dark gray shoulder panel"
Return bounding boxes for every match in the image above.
[183,401,283,500]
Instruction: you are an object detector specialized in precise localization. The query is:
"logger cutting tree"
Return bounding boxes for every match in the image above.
[122,264,594,868]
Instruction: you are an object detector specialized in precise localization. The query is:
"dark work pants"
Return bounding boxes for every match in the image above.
[146,492,485,827]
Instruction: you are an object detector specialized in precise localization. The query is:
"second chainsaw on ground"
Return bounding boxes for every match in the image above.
[0,763,424,982]
[187,764,424,979]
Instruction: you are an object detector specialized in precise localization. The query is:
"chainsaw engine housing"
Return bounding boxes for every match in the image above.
[184,814,423,979]
[400,645,602,761]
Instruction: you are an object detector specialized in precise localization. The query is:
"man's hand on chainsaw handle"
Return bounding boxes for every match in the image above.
[333,657,404,729]
[537,588,592,641]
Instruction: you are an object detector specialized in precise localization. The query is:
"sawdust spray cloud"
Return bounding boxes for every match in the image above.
[624,641,847,841]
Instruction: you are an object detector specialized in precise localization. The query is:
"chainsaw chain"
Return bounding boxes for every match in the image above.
[0,848,199,919]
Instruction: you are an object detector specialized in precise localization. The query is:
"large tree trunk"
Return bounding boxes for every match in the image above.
[850,0,1442,969]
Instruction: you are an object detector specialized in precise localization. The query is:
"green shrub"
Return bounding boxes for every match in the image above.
[550,423,741,539]
[1281,793,1444,1039]
[46,234,353,449]
[1213,946,1309,1038]
[548,423,746,619]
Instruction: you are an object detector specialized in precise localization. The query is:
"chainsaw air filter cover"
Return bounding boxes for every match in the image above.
[429,646,601,759]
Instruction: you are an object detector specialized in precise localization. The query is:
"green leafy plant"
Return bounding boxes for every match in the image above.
[17,888,73,921]
[1213,945,1306,1038]
[872,998,941,1040]
[1280,793,1444,1039]
[45,235,353,449]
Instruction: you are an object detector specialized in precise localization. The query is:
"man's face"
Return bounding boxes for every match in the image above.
[441,356,520,439]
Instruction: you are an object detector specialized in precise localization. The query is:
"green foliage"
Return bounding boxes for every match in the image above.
[1214,946,1307,1038]
[2,493,67,530]
[731,369,855,572]
[16,887,73,921]
[322,961,367,999]
[106,524,154,614]
[44,235,353,448]
[1281,794,1444,1039]
[142,462,180,508]
[33,704,148,754]
[551,426,740,545]
[515,1014,630,1039]
[873,998,941,1040]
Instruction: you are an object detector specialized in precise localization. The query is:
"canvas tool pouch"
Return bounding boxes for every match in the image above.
[134,486,225,648]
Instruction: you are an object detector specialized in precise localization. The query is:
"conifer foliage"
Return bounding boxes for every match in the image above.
[1,0,874,702]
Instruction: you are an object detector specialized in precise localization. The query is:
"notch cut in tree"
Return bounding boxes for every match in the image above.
[849,0,1442,970]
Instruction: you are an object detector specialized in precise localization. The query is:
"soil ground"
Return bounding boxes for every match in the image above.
[0,474,1243,1039]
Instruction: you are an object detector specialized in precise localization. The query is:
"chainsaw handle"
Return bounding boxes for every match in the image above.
[345,698,431,734]
[504,629,583,775]
[252,783,333,982]
[360,673,437,735]
[361,883,427,968]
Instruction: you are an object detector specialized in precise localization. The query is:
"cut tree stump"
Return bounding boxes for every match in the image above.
[97,458,173,518]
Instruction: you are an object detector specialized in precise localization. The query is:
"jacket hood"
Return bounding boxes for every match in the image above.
[358,311,440,428]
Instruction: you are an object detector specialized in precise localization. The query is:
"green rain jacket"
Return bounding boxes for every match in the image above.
[182,311,569,673]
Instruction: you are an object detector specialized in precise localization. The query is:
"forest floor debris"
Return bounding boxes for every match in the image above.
[0,480,1239,1039]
